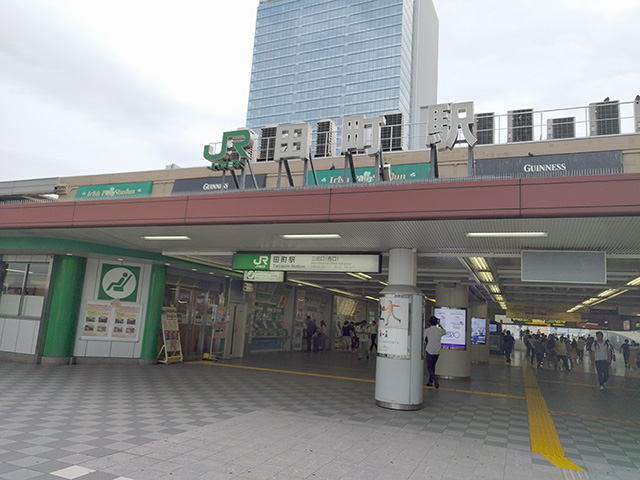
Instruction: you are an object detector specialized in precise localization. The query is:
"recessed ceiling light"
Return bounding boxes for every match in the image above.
[466,232,548,238]
[281,234,341,239]
[143,235,191,241]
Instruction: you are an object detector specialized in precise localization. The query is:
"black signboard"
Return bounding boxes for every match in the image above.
[171,174,267,195]
[475,151,623,177]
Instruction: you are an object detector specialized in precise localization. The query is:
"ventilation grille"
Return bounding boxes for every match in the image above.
[475,113,494,145]
[381,112,404,152]
[258,126,277,161]
[508,109,533,142]
[547,117,575,139]
[589,100,620,136]
[315,119,336,157]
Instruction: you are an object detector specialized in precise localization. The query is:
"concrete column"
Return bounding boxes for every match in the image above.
[434,283,471,378]
[375,249,424,410]
[42,255,87,364]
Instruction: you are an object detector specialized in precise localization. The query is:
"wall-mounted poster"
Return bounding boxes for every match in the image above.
[80,300,142,342]
[377,295,410,358]
[471,317,487,344]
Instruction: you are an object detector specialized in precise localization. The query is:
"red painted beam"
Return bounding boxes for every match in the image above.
[328,179,522,221]
[184,189,332,224]
[521,174,640,217]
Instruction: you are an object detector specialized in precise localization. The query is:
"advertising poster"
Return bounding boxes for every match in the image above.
[112,304,142,340]
[377,296,410,357]
[161,309,181,351]
[471,317,487,344]
[434,307,467,349]
[81,301,142,342]
[82,301,112,337]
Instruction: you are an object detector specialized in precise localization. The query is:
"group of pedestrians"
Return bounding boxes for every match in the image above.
[522,329,639,390]
[303,316,327,352]
[523,331,590,371]
[341,320,377,359]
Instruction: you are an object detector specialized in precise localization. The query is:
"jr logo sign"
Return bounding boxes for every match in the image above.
[203,129,257,168]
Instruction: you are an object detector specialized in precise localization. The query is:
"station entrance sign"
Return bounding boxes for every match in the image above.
[233,253,381,273]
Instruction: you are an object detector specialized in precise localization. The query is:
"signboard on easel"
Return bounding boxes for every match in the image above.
[158,307,183,364]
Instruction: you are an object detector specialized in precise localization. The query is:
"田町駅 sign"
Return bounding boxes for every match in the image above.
[233,253,381,273]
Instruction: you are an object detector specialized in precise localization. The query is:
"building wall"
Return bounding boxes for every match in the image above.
[72,258,152,361]
[56,133,640,198]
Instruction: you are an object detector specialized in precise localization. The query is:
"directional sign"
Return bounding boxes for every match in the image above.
[233,253,381,273]
[243,271,285,282]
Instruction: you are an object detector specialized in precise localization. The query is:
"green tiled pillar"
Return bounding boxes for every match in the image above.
[42,255,87,363]
[140,264,166,362]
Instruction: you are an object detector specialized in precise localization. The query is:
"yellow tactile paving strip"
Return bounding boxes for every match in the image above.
[523,363,585,471]
[193,362,525,399]
[193,360,585,471]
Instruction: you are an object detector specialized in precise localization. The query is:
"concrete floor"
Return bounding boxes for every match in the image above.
[0,347,638,480]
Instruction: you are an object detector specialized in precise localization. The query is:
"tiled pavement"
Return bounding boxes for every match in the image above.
[0,350,638,480]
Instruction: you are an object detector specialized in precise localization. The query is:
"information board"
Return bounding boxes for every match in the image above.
[471,317,487,344]
[434,307,467,349]
[158,307,183,364]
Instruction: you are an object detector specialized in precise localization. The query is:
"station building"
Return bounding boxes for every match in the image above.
[0,99,639,380]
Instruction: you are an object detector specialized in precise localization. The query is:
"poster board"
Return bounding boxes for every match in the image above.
[158,307,183,364]
[434,307,467,350]
[377,295,410,358]
[80,300,142,342]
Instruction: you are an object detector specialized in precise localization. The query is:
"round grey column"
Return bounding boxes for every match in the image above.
[375,249,424,410]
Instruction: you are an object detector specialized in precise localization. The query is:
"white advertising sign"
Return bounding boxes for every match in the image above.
[434,307,467,349]
[377,296,410,357]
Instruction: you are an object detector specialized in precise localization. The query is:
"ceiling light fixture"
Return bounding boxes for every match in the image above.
[466,232,548,238]
[365,296,379,302]
[289,279,325,290]
[479,271,494,283]
[143,235,191,241]
[626,276,640,286]
[597,289,619,298]
[346,272,372,280]
[327,288,356,297]
[281,234,341,239]
[469,257,489,270]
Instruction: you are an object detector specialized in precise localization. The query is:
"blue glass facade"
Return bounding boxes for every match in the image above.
[246,0,436,151]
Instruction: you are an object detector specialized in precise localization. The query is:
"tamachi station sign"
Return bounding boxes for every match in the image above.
[233,253,381,273]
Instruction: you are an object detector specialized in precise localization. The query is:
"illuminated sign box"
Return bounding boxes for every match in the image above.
[434,307,467,350]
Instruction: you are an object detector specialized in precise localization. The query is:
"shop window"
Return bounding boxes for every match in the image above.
[0,262,49,318]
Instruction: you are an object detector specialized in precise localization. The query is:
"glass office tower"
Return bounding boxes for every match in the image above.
[246,0,438,152]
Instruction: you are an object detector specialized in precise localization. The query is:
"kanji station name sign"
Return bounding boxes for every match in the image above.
[233,253,381,273]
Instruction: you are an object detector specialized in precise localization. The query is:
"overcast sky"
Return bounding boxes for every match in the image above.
[1,0,638,182]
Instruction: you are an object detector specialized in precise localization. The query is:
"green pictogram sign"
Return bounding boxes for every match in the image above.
[98,264,140,303]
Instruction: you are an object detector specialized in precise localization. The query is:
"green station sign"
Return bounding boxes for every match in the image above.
[308,162,429,185]
[75,182,153,200]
